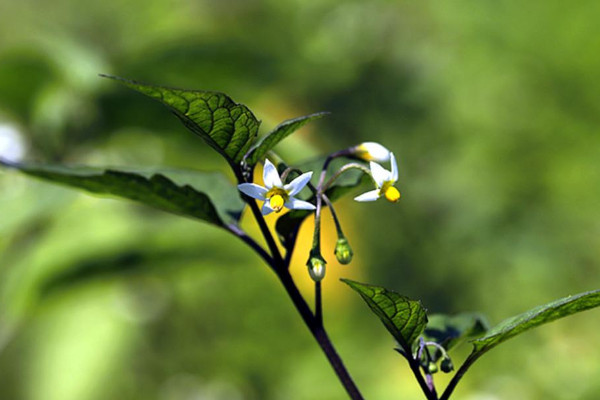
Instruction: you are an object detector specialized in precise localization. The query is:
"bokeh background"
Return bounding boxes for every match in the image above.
[1,1,600,399]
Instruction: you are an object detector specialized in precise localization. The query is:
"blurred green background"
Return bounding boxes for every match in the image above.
[1,0,600,399]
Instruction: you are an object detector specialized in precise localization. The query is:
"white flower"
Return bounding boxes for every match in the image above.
[238,159,316,215]
[354,142,391,162]
[354,152,401,203]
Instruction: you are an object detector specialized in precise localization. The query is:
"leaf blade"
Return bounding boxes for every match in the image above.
[102,75,260,164]
[342,279,428,350]
[471,289,600,354]
[3,162,245,227]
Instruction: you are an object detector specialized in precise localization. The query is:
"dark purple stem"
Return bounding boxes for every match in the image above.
[234,166,364,400]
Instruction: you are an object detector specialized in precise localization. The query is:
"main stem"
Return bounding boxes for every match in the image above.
[278,270,364,400]
[235,166,364,400]
[405,349,438,400]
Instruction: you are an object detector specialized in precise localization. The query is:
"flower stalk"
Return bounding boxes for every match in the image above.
[234,163,364,400]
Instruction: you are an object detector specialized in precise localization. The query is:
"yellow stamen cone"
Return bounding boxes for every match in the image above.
[270,194,285,212]
[384,186,401,203]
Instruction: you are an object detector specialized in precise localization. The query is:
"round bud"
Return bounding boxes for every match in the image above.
[307,256,326,282]
[440,358,454,373]
[334,238,354,265]
[427,362,438,374]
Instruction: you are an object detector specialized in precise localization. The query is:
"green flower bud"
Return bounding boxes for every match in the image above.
[427,362,438,374]
[440,357,454,373]
[334,238,354,265]
[307,255,327,282]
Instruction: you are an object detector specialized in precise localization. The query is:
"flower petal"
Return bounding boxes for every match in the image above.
[285,197,316,211]
[369,161,390,188]
[390,152,398,182]
[356,142,390,162]
[284,171,313,196]
[354,189,381,202]
[261,201,274,215]
[263,159,282,189]
[237,183,268,200]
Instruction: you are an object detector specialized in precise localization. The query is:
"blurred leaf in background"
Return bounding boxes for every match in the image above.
[1,0,600,399]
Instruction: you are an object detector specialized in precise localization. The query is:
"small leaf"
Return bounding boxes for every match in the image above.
[102,75,260,165]
[471,289,600,354]
[245,112,328,166]
[2,161,245,227]
[342,279,428,350]
[423,312,489,352]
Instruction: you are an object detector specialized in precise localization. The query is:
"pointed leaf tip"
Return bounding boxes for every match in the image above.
[342,279,428,351]
[6,163,245,227]
[104,75,260,165]
[471,289,600,355]
[245,112,329,166]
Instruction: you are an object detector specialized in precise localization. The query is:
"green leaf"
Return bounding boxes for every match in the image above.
[2,161,244,227]
[101,75,260,165]
[437,291,600,400]
[471,289,600,354]
[422,313,489,358]
[342,279,428,350]
[245,112,328,166]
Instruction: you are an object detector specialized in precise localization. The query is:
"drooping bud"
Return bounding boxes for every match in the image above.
[334,238,354,265]
[307,255,327,282]
[353,142,391,163]
[440,357,454,373]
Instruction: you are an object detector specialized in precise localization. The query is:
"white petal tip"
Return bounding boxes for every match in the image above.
[354,189,381,202]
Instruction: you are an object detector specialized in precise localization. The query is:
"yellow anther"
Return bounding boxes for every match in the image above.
[270,194,285,212]
[384,186,401,203]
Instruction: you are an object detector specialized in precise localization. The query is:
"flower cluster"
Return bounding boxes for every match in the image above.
[237,142,400,281]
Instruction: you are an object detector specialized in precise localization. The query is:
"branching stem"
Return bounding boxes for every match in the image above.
[322,163,373,193]
[234,164,364,400]
[439,352,481,400]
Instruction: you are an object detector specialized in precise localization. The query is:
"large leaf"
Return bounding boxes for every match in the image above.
[1,161,244,227]
[471,289,600,354]
[102,75,260,165]
[439,289,600,400]
[342,279,428,350]
[245,112,328,166]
